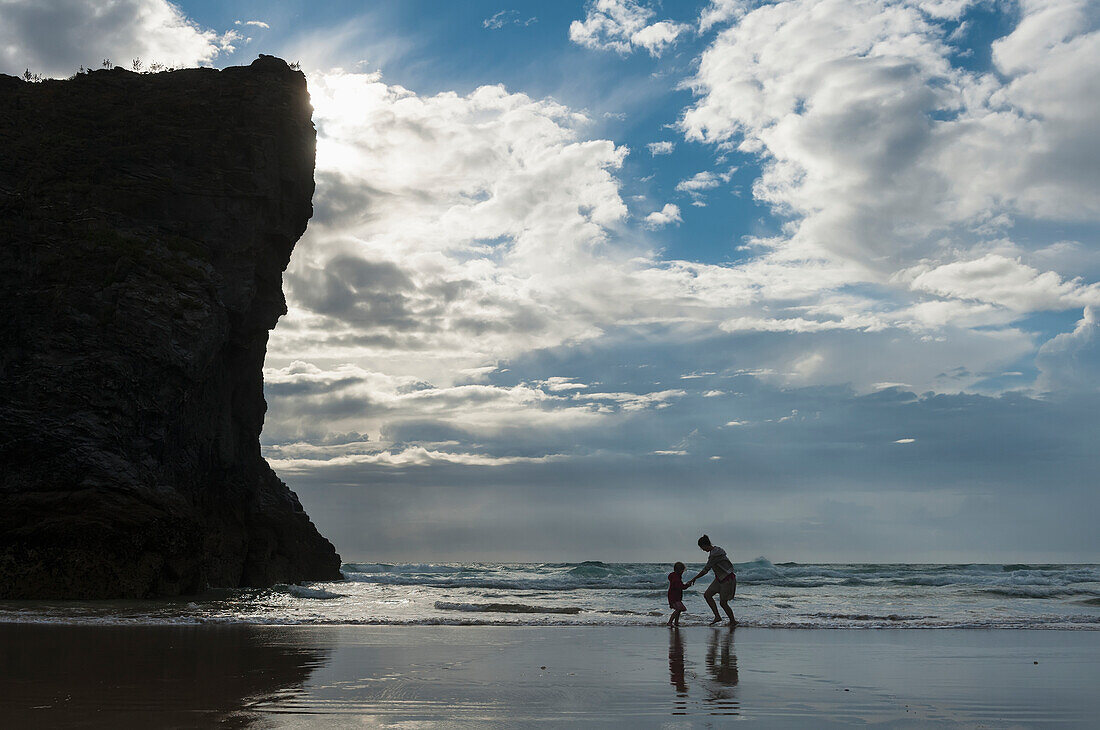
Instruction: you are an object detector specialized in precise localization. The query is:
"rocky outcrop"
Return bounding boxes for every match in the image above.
[0,56,342,598]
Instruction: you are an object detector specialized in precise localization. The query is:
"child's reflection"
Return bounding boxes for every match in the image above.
[668,628,688,695]
[668,627,689,715]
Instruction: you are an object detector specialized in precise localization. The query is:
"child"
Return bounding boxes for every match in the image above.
[667,561,688,626]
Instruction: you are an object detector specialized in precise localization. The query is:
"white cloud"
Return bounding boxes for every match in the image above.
[630,20,688,56]
[681,0,1100,273]
[275,72,634,384]
[675,171,721,192]
[647,141,675,155]
[698,0,748,32]
[0,0,230,77]
[670,0,1100,388]
[542,377,589,392]
[1036,307,1100,392]
[483,10,537,30]
[235,19,270,29]
[643,203,682,229]
[905,254,1100,313]
[569,0,689,57]
[580,389,687,411]
[270,446,563,471]
[675,170,729,205]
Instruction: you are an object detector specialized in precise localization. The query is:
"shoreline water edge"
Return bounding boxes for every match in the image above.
[1,559,1098,629]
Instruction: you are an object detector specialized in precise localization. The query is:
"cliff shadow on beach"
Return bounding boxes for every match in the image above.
[0,624,331,727]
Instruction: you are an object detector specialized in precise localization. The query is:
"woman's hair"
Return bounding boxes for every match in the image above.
[697,534,711,548]
[674,561,685,572]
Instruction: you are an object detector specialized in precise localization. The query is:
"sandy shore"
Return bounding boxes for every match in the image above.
[1,624,1097,727]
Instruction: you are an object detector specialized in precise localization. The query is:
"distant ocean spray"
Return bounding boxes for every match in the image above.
[2,559,1098,628]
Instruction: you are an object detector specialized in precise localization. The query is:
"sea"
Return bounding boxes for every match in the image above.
[2,559,1099,629]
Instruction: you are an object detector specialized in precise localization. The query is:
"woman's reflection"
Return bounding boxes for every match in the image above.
[706,628,739,687]
[704,628,739,715]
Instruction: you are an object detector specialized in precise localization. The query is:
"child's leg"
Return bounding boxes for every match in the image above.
[672,607,683,625]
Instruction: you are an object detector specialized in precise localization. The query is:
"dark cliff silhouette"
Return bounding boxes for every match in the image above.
[0,55,341,598]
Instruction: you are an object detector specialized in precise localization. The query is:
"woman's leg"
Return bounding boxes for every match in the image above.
[703,581,722,623]
[719,576,737,624]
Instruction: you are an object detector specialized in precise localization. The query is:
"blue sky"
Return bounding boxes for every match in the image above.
[4,0,1099,562]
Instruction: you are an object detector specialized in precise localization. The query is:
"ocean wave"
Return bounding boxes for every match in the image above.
[976,586,1100,599]
[801,612,935,622]
[275,585,346,600]
[339,560,1100,595]
[433,601,583,615]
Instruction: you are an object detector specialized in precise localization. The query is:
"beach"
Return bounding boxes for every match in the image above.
[2,624,1098,727]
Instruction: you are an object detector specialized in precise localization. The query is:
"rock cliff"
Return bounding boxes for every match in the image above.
[0,56,342,598]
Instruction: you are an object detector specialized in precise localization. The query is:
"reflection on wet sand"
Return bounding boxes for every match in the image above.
[705,627,740,715]
[668,627,740,717]
[669,628,688,714]
[0,624,330,727]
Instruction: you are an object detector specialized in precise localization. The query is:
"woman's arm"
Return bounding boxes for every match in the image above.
[688,556,714,585]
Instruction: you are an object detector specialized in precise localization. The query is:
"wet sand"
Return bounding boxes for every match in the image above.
[1,624,1097,727]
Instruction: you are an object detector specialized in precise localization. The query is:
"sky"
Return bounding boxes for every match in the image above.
[3,0,1099,563]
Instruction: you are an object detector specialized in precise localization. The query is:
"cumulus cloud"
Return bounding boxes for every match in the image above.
[904,254,1100,313]
[275,72,633,381]
[643,203,682,229]
[666,0,1100,386]
[1036,307,1100,392]
[681,0,1100,268]
[647,141,675,155]
[0,0,231,77]
[569,0,689,57]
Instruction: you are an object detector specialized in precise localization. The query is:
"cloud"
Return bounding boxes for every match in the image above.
[483,10,537,30]
[698,0,748,32]
[674,170,732,205]
[680,0,1100,270]
[0,0,231,77]
[569,0,689,57]
[274,72,639,384]
[235,19,270,29]
[647,141,675,155]
[270,446,563,471]
[1036,307,1100,392]
[643,203,682,229]
[904,254,1100,313]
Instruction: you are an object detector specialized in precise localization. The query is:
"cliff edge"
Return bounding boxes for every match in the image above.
[0,56,342,598]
